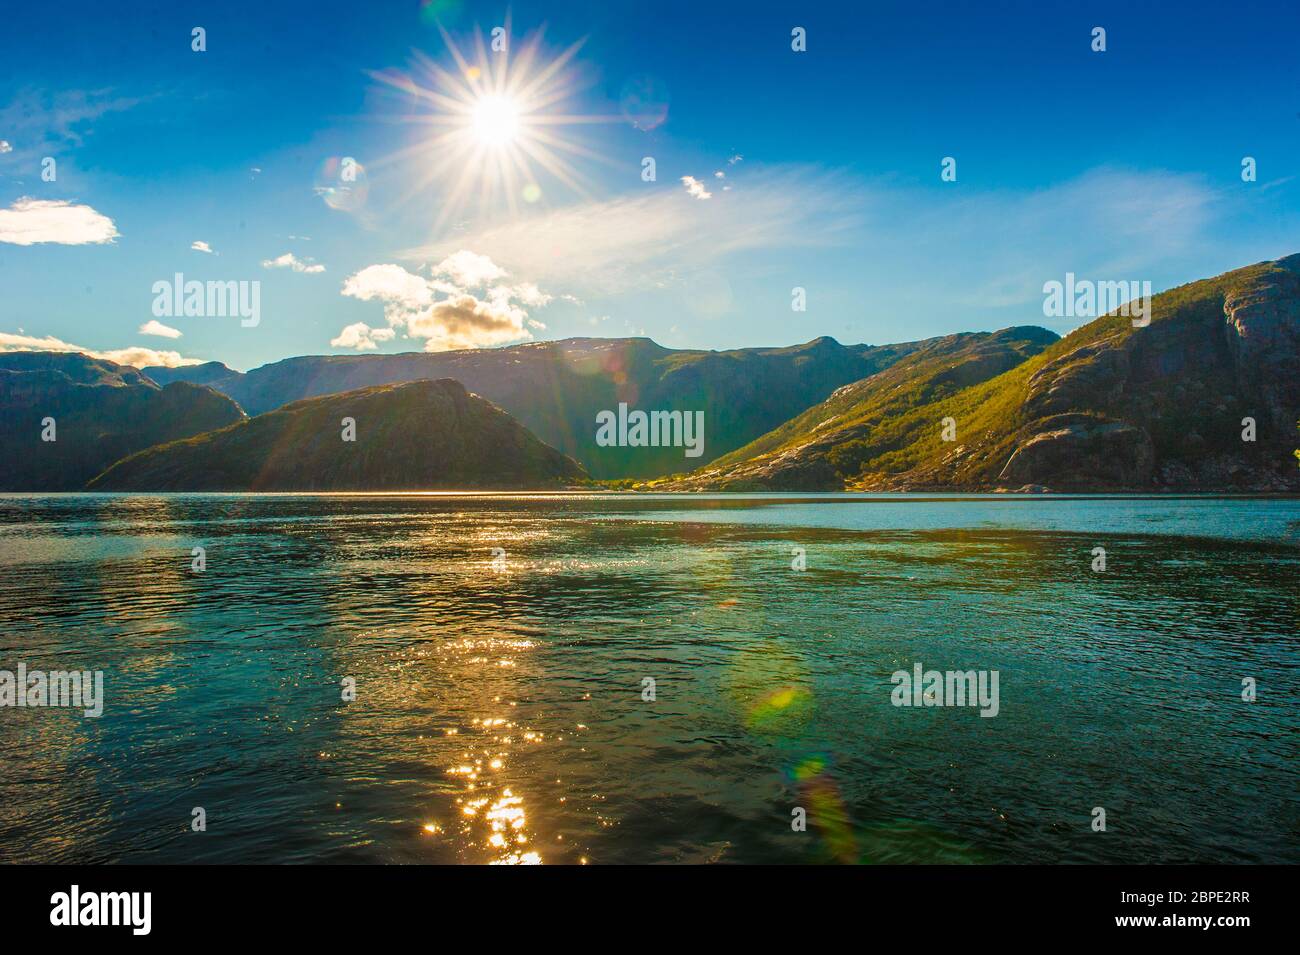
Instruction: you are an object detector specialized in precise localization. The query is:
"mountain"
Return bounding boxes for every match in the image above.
[88,378,586,491]
[0,352,245,490]
[660,254,1300,492]
[141,360,241,390]
[656,327,1059,489]
[147,336,933,479]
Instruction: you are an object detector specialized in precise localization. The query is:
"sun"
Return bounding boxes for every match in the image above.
[365,20,618,231]
[471,94,520,147]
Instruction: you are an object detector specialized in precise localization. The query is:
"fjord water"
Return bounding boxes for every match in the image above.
[0,493,1296,865]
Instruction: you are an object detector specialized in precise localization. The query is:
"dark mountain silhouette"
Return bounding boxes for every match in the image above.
[89,378,586,491]
[0,352,245,490]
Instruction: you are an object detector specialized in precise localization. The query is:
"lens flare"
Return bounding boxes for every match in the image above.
[790,755,860,864]
[313,156,369,213]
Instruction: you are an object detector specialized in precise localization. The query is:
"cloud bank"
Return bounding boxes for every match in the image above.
[0,331,201,368]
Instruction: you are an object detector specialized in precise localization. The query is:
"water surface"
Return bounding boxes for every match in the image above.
[1,493,1296,864]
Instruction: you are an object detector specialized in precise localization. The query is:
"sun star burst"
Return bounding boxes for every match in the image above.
[368,19,617,234]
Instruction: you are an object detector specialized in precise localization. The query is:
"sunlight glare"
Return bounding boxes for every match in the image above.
[472,94,520,147]
[367,24,618,229]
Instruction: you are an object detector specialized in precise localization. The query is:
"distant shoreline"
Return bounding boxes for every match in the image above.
[4,488,1299,499]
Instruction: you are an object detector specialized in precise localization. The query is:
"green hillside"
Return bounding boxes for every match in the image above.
[658,254,1300,492]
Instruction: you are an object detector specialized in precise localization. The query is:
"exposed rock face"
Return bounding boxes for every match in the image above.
[1222,253,1300,437]
[693,443,845,491]
[89,378,587,491]
[1224,254,1300,357]
[0,352,245,490]
[998,415,1155,489]
[989,256,1300,491]
[1023,335,1130,418]
[662,254,1300,492]
[988,255,1300,491]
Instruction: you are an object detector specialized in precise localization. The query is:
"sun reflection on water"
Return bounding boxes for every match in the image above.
[436,639,549,862]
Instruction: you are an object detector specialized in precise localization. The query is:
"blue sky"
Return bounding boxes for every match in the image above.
[1,0,1297,371]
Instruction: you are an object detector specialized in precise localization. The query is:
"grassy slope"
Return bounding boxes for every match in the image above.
[895,257,1282,489]
[656,256,1295,491]
[650,326,1058,488]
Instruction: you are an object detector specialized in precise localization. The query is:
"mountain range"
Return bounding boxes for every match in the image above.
[142,336,934,479]
[2,254,1296,493]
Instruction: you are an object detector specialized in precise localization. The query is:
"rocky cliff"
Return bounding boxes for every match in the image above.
[657,255,1300,492]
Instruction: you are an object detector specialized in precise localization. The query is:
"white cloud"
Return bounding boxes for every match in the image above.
[261,252,325,273]
[138,320,182,339]
[0,331,202,368]
[329,322,396,351]
[0,197,119,246]
[338,254,546,352]
[714,170,725,179]
[433,249,507,288]
[0,141,12,154]
[680,175,712,200]
[191,240,215,254]
[728,154,743,165]
[491,282,551,308]
[99,346,198,368]
[341,263,434,318]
